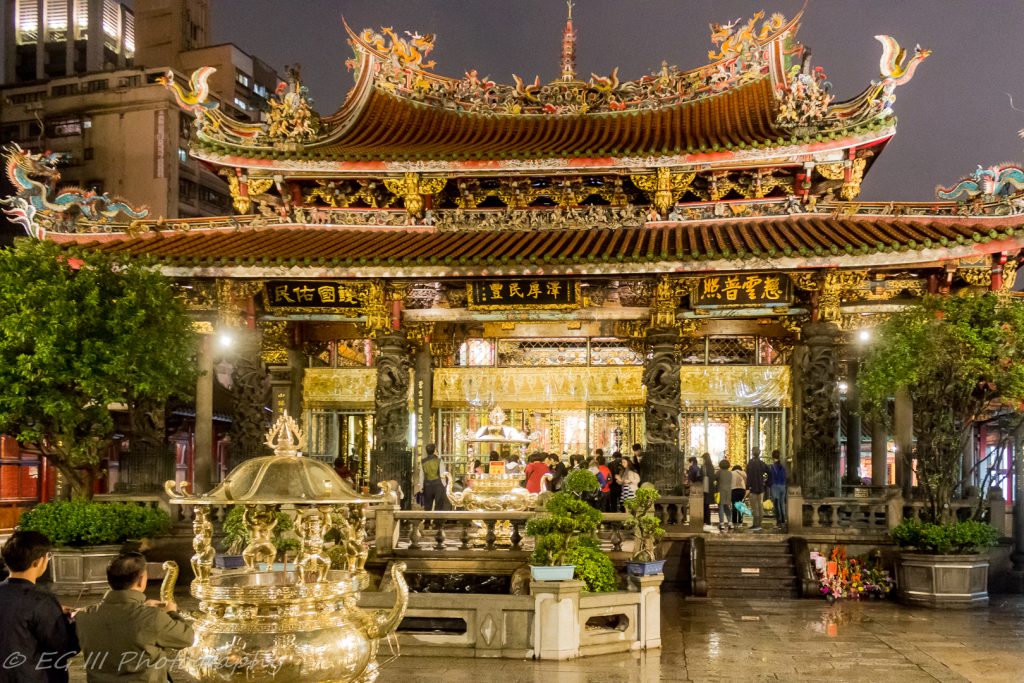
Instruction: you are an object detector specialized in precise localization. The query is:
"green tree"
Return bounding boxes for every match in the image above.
[0,240,197,499]
[859,293,1024,522]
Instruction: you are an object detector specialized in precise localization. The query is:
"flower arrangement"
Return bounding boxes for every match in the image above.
[818,546,893,602]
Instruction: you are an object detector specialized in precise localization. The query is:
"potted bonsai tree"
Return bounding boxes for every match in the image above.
[623,484,666,576]
[18,500,171,592]
[525,469,617,591]
[859,292,1024,607]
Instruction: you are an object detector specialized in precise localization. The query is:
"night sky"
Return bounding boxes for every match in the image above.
[211,0,1024,202]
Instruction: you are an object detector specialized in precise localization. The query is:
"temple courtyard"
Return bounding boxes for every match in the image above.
[61,591,1024,683]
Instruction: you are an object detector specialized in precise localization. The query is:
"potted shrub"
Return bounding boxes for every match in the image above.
[18,501,171,592]
[890,518,998,607]
[525,469,617,591]
[623,484,666,576]
[859,293,1024,607]
[220,505,298,569]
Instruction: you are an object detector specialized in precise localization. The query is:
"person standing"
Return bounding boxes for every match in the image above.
[715,459,734,531]
[523,453,551,494]
[631,443,648,483]
[768,449,788,529]
[700,452,716,530]
[730,465,747,526]
[418,443,448,514]
[0,531,79,683]
[595,455,613,512]
[617,458,640,507]
[76,552,193,683]
[746,447,770,532]
[686,457,701,491]
[608,452,624,512]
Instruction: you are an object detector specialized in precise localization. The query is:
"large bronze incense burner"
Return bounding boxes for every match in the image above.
[166,413,407,683]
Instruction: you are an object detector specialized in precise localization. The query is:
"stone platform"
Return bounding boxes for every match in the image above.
[61,589,1024,682]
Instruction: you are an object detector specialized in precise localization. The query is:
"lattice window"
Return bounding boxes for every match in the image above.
[496,338,587,367]
[707,336,757,365]
[589,339,643,366]
[677,338,707,365]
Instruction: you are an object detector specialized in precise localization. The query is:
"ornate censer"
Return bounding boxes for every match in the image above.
[165,413,408,683]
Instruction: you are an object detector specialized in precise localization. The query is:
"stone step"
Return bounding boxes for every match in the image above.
[703,555,795,567]
[706,585,800,599]
[706,565,795,578]
[705,547,792,558]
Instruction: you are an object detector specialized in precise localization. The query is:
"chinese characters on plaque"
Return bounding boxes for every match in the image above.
[469,279,579,310]
[690,274,792,307]
[263,280,364,312]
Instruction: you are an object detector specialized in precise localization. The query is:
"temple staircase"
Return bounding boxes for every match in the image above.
[703,536,801,599]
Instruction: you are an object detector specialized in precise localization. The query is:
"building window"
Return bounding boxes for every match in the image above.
[7,90,45,104]
[198,186,228,208]
[85,79,109,92]
[0,125,22,144]
[233,97,248,111]
[46,116,83,137]
[51,82,80,97]
[254,84,268,98]
[45,0,68,41]
[83,147,94,160]
[15,0,39,44]
[178,148,188,163]
[179,178,197,202]
[236,72,251,88]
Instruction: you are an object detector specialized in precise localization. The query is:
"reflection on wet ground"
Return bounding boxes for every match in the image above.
[375,593,1024,683]
[63,591,1024,682]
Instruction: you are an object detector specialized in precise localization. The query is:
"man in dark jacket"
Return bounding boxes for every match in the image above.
[76,552,193,682]
[745,447,770,531]
[0,531,79,683]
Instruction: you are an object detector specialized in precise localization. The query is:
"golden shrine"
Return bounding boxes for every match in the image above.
[7,5,1024,500]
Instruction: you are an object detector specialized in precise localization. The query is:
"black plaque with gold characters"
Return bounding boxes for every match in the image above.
[690,273,792,308]
[468,279,580,310]
[263,280,365,313]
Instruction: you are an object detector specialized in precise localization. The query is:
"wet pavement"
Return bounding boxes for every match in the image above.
[62,591,1024,682]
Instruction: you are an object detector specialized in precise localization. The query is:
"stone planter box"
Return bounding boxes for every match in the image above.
[896,552,989,608]
[49,545,123,594]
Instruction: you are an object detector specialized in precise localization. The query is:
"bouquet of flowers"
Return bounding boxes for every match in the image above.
[818,546,893,602]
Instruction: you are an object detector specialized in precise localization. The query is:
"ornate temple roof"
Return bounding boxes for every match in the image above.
[49,211,1024,276]
[176,9,928,172]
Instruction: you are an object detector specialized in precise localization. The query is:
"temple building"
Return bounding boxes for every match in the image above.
[5,7,1024,505]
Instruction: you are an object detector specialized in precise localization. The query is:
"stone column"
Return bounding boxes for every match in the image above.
[844,359,862,487]
[228,329,271,469]
[642,330,682,492]
[194,334,214,494]
[961,424,976,495]
[1011,421,1024,578]
[531,580,583,660]
[627,573,664,650]
[372,333,413,506]
[871,417,888,487]
[894,388,913,498]
[794,322,841,498]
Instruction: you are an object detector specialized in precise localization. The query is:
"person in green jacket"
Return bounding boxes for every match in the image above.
[75,552,193,682]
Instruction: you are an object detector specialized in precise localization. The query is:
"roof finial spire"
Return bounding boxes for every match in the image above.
[561,0,577,82]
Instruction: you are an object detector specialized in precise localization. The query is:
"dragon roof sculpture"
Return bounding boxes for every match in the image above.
[163,8,928,168]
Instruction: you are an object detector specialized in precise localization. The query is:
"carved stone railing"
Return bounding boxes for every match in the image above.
[653,496,690,530]
[788,486,1005,537]
[374,508,635,558]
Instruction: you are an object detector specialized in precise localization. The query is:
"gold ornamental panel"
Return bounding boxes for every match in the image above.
[432,367,644,408]
[680,366,791,408]
[303,368,377,408]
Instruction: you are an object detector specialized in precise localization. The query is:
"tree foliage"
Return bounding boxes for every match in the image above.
[858,293,1024,522]
[0,240,197,498]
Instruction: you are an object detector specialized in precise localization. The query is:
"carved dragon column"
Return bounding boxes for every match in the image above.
[372,333,413,506]
[638,276,686,492]
[794,321,841,498]
[228,329,272,470]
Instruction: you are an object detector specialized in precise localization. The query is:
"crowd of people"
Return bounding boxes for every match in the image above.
[690,447,788,532]
[413,441,789,529]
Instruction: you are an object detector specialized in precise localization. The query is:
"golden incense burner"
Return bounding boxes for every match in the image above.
[166,413,407,683]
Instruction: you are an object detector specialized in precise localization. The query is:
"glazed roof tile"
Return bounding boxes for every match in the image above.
[57,216,1023,270]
